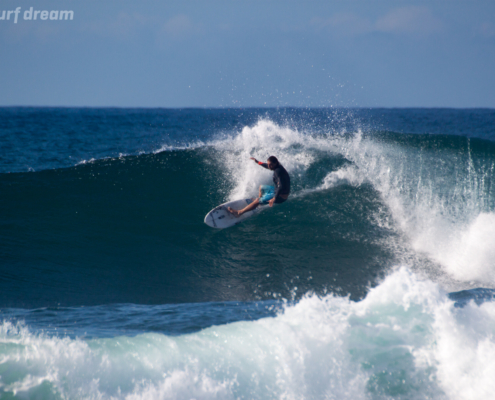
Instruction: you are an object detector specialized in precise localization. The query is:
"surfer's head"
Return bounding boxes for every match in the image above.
[267,156,279,170]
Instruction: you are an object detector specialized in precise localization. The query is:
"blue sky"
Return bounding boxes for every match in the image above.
[1,0,494,107]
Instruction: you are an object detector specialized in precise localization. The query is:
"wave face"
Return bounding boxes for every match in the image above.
[2,109,495,307]
[1,107,495,399]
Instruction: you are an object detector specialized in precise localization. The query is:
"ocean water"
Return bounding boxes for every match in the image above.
[1,107,495,399]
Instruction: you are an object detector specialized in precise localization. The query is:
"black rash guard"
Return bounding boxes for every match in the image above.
[258,162,291,201]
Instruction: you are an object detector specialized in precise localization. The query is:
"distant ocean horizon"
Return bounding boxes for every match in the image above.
[1,107,495,399]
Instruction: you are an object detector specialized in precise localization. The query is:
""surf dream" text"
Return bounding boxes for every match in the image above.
[0,7,74,23]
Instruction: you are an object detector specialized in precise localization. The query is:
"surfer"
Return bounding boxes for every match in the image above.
[228,156,290,217]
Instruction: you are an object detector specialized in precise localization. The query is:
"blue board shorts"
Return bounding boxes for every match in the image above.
[259,185,287,204]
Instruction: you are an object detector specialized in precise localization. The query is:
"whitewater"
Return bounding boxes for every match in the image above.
[1,107,495,399]
[3,269,495,399]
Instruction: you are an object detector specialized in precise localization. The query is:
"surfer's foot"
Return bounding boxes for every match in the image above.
[228,207,241,217]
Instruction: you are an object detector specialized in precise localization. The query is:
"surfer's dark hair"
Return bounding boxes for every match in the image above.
[267,156,279,165]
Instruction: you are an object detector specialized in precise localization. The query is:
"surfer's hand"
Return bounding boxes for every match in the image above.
[250,157,257,162]
[269,198,275,207]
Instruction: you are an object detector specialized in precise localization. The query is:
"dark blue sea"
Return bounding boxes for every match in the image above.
[1,107,495,399]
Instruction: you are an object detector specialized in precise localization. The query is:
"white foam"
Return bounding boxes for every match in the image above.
[413,212,495,284]
[2,268,495,399]
[432,296,495,399]
[209,120,316,201]
[153,141,208,154]
[318,163,365,190]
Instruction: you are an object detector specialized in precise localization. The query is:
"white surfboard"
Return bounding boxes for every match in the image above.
[204,198,264,229]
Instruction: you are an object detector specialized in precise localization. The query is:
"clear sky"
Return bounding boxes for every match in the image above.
[1,0,494,108]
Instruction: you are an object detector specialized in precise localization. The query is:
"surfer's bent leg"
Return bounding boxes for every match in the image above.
[228,198,260,217]
[228,185,274,217]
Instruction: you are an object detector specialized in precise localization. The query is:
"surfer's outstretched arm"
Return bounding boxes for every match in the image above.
[250,157,269,169]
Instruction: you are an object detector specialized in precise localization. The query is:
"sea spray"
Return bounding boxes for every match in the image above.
[205,119,495,288]
[3,268,495,399]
